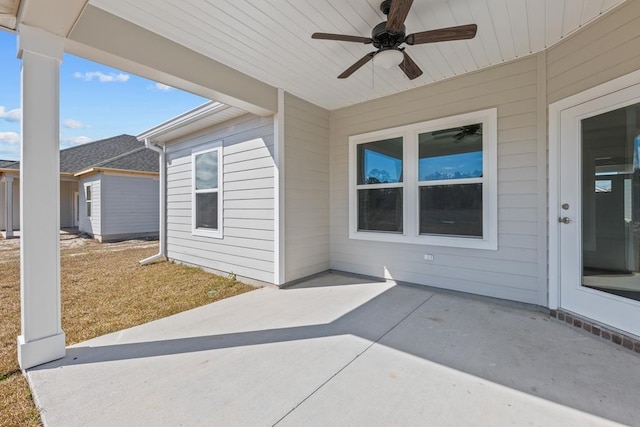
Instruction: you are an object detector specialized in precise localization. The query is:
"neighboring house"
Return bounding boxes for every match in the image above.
[0,134,159,242]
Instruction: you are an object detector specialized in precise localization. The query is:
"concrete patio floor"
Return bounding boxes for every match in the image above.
[27,273,640,426]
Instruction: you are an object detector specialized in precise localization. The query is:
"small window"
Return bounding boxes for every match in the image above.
[192,146,223,238]
[85,185,92,217]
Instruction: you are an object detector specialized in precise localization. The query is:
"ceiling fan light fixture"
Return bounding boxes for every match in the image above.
[373,49,403,69]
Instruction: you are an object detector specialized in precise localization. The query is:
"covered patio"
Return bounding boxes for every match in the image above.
[27,273,639,426]
[3,4,640,424]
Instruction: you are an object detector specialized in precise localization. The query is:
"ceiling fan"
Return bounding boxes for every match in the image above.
[312,0,477,80]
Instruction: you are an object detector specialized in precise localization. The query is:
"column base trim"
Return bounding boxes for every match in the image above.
[18,332,66,370]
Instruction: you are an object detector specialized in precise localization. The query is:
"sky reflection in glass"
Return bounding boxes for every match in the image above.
[357,137,403,184]
[419,151,483,181]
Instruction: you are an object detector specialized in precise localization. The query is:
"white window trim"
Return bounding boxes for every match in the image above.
[84,183,92,219]
[192,145,224,239]
[349,108,498,250]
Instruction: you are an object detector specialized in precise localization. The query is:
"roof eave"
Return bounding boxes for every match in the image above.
[137,100,230,142]
[74,167,159,178]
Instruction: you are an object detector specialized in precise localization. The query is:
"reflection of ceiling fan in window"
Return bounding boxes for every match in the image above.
[432,124,482,141]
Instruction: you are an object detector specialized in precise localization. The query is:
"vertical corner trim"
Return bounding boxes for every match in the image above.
[273,88,286,285]
[536,51,550,308]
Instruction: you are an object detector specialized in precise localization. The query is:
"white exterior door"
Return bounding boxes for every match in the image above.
[557,83,640,337]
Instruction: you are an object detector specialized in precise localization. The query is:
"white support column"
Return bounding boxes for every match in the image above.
[2,175,14,238]
[17,25,66,370]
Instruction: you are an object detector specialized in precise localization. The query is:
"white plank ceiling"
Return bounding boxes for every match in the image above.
[78,1,630,109]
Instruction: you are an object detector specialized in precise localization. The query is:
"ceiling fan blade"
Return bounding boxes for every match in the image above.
[405,24,477,45]
[312,33,373,44]
[386,0,414,33]
[338,52,376,79]
[399,51,423,80]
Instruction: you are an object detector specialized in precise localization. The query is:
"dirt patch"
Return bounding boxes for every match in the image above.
[0,230,158,264]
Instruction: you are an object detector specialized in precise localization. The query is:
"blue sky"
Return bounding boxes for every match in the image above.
[0,29,207,160]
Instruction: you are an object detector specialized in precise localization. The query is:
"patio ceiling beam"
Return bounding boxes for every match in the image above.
[65,5,277,117]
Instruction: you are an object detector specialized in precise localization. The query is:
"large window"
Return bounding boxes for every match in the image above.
[192,146,223,238]
[349,109,497,249]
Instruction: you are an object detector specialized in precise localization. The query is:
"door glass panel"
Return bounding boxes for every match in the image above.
[581,102,640,302]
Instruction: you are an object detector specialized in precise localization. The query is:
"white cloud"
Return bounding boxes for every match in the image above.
[149,82,172,91]
[63,119,90,129]
[0,132,20,160]
[0,131,20,145]
[73,71,130,83]
[60,136,93,149]
[0,106,21,122]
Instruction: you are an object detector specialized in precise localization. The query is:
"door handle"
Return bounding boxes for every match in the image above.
[559,217,572,224]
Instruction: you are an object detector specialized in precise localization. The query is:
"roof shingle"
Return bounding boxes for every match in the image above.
[0,134,158,174]
[0,159,19,170]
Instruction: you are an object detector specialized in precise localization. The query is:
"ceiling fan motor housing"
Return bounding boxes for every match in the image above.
[371,21,406,50]
[380,0,392,15]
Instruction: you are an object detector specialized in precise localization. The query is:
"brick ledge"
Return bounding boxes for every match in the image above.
[550,310,640,355]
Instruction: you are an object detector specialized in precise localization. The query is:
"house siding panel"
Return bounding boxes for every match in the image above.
[100,174,159,239]
[0,178,21,231]
[0,180,5,230]
[166,114,276,284]
[0,181,3,230]
[329,56,545,305]
[547,0,640,104]
[284,93,331,282]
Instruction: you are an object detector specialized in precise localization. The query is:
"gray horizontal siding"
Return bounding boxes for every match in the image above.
[284,93,331,282]
[330,56,545,305]
[546,0,640,104]
[166,113,276,284]
[101,174,159,236]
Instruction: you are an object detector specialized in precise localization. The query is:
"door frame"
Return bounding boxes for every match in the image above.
[549,68,640,310]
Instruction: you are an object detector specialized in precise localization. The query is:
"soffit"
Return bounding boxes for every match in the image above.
[76,0,629,110]
[0,0,19,30]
